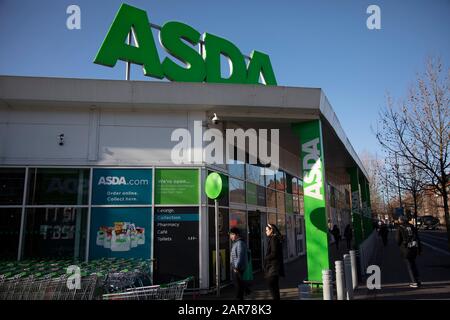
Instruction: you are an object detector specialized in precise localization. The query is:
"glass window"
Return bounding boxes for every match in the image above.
[299,194,304,216]
[27,168,89,205]
[257,186,266,207]
[229,209,247,242]
[246,164,265,186]
[229,178,245,204]
[297,178,303,195]
[345,189,351,207]
[285,193,294,214]
[285,173,293,194]
[276,192,285,214]
[268,213,277,226]
[246,182,257,206]
[330,185,337,208]
[0,208,21,260]
[24,207,87,260]
[0,168,25,205]
[263,169,276,189]
[266,189,277,209]
[275,170,285,191]
[292,177,298,195]
[228,162,245,180]
[298,179,304,215]
[277,213,287,259]
[293,194,299,214]
[246,164,258,185]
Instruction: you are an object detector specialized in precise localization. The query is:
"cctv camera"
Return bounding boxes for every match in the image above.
[58,134,64,146]
[211,113,219,124]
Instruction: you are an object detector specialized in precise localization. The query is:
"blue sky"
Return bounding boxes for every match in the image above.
[0,0,449,157]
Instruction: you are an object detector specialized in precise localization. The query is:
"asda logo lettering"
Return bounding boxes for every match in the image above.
[94,3,277,85]
[302,138,324,201]
[97,176,149,186]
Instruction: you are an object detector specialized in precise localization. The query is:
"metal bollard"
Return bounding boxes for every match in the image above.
[349,250,358,289]
[344,254,354,300]
[322,269,333,300]
[335,261,345,300]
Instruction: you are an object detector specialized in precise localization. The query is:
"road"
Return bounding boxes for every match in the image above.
[419,230,450,256]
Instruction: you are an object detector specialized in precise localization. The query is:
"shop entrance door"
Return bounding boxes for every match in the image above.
[248,211,262,272]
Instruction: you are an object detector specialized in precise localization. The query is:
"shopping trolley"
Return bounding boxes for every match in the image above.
[102,276,192,300]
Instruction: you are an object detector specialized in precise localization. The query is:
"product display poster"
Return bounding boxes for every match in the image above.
[154,207,199,286]
[92,169,152,205]
[89,207,152,259]
[154,169,199,205]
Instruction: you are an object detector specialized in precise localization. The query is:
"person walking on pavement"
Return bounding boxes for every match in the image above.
[396,216,422,288]
[379,222,389,246]
[344,224,353,250]
[229,227,249,300]
[330,225,341,250]
[263,223,285,300]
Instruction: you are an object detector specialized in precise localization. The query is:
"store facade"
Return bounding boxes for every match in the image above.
[0,75,372,289]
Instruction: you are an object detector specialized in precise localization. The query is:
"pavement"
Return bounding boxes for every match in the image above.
[193,238,353,300]
[189,229,450,300]
[354,229,450,300]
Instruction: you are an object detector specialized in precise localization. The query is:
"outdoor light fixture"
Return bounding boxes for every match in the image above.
[58,134,64,146]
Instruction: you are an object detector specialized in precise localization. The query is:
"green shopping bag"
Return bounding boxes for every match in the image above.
[243,250,253,281]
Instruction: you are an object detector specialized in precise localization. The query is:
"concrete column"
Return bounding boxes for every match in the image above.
[335,260,345,300]
[344,254,354,300]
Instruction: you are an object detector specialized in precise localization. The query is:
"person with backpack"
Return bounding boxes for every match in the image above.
[229,227,249,300]
[263,223,285,300]
[396,215,422,288]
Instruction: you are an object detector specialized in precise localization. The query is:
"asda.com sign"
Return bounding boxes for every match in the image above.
[92,169,152,205]
[97,176,149,186]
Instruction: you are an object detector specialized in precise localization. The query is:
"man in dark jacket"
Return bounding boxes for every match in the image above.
[263,223,285,300]
[396,216,422,288]
[229,227,248,300]
[330,225,341,250]
[379,222,389,246]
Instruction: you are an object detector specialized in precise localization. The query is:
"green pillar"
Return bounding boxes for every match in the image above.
[348,167,364,247]
[292,120,329,282]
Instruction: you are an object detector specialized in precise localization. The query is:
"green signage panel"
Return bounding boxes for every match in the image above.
[155,169,199,205]
[292,120,329,282]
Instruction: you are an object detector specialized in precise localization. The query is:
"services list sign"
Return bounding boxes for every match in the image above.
[92,169,152,205]
[154,207,199,285]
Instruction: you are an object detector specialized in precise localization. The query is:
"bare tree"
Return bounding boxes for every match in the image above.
[376,57,450,249]
[382,151,427,228]
[359,150,388,221]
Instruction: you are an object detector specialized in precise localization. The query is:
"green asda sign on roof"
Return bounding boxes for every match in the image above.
[94,3,277,85]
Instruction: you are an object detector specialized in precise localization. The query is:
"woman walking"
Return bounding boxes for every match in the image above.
[263,223,285,300]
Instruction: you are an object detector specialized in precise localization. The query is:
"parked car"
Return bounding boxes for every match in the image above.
[420,215,440,230]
